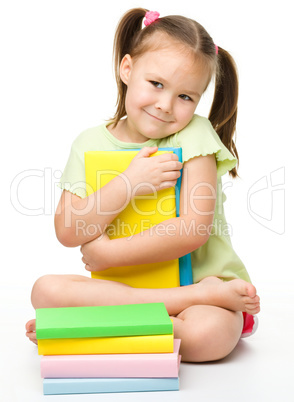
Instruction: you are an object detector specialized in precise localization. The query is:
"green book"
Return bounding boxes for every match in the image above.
[36,303,173,340]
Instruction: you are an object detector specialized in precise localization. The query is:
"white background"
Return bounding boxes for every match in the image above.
[1,0,293,401]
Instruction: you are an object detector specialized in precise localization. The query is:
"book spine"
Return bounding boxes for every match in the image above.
[43,377,179,395]
[38,334,174,356]
[172,148,193,286]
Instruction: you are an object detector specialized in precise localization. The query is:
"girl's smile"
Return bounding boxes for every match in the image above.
[143,109,174,123]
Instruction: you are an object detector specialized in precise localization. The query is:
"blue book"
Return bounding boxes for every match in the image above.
[156,148,193,286]
[170,148,193,286]
[43,377,179,395]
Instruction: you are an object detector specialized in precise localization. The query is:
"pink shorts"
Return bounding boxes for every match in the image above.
[241,312,259,338]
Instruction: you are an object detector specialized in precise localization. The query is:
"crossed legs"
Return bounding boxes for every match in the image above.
[25,274,260,362]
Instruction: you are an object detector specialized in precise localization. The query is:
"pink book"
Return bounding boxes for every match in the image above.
[41,339,181,378]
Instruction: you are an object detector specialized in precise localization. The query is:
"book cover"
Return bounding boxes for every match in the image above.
[36,303,173,340]
[84,148,192,287]
[41,339,181,378]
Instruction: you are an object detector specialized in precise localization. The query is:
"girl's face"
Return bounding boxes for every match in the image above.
[119,43,211,143]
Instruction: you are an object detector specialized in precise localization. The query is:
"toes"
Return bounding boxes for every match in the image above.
[232,279,257,298]
[246,283,257,298]
[25,319,38,345]
[245,303,260,315]
[28,337,38,345]
[26,330,38,344]
[252,295,260,303]
[25,319,36,332]
[244,295,260,305]
[26,331,36,339]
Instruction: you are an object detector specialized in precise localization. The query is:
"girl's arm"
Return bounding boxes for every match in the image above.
[81,154,217,270]
[55,147,182,247]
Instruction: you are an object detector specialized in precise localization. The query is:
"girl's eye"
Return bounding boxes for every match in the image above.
[179,94,192,101]
[150,81,163,89]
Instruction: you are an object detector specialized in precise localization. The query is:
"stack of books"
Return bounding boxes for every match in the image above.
[36,303,181,395]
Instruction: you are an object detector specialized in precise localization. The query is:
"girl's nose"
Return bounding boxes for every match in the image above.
[155,94,173,114]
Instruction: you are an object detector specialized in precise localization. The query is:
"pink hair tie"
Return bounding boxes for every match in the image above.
[215,44,219,55]
[144,11,160,26]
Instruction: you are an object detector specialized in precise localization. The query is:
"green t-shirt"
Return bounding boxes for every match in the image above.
[59,114,251,283]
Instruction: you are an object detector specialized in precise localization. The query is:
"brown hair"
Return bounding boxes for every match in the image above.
[112,8,239,177]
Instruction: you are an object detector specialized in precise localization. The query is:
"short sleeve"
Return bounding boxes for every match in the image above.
[175,115,237,177]
[57,136,87,199]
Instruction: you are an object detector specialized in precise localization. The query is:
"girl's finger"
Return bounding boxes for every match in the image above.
[160,160,183,172]
[158,180,177,190]
[161,170,181,182]
[135,146,158,159]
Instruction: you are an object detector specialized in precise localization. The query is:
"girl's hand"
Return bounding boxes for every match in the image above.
[80,232,111,272]
[124,147,182,197]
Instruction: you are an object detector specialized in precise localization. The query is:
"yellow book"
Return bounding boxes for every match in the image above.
[38,334,174,355]
[84,149,181,288]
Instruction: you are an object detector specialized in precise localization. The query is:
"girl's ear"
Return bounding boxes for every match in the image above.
[120,54,133,85]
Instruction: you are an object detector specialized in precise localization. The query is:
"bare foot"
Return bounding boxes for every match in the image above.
[25,319,38,345]
[196,277,260,315]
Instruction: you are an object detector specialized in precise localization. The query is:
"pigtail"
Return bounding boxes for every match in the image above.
[112,8,148,127]
[208,47,239,177]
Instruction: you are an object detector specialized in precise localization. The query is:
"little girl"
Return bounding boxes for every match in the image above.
[26,8,260,362]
